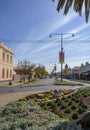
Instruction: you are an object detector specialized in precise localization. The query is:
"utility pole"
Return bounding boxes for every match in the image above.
[49,33,74,82]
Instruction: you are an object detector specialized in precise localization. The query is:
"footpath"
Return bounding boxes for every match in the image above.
[0,80,43,107]
[0,81,24,88]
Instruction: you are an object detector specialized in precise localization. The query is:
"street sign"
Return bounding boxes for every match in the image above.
[59,51,64,63]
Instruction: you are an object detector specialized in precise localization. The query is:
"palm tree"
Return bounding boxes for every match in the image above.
[52,0,90,22]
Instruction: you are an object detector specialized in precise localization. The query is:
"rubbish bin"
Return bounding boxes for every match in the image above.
[9,80,12,85]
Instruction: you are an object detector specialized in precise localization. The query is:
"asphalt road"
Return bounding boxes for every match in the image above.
[0,78,81,95]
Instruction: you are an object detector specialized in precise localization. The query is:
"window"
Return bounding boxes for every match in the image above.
[10,56,12,63]
[2,68,5,78]
[7,54,9,62]
[6,69,9,78]
[10,69,12,78]
[3,52,5,61]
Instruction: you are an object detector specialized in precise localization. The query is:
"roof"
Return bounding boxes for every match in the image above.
[0,42,14,54]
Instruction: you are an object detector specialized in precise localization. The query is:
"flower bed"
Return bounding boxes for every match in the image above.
[39,87,90,125]
[0,98,81,130]
[0,87,89,129]
[25,89,75,103]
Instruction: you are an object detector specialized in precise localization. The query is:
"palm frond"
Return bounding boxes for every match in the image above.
[74,0,84,16]
[53,0,90,22]
[85,0,89,22]
[64,0,73,15]
[57,0,66,12]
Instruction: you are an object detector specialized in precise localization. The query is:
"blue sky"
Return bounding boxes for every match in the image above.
[0,0,90,72]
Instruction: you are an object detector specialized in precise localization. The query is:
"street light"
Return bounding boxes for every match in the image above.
[49,33,74,82]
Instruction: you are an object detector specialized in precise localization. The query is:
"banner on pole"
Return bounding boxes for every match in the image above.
[59,51,64,63]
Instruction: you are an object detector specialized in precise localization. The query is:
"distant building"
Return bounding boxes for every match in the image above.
[80,62,90,73]
[69,62,90,80]
[63,62,90,80]
[0,42,14,81]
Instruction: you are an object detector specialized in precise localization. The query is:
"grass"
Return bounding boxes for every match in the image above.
[54,79,83,86]
[75,80,90,84]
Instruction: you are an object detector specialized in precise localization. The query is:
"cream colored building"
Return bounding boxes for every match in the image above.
[0,42,14,81]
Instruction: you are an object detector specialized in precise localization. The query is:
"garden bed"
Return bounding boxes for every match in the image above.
[54,79,83,86]
[23,87,90,129]
[0,98,81,130]
[0,87,90,130]
[24,89,75,103]
[39,87,90,129]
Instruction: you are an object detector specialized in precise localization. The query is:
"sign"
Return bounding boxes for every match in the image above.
[59,51,64,63]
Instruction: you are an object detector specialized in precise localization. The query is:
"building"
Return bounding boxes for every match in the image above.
[0,42,14,81]
[14,66,36,82]
[67,62,90,80]
[80,62,90,73]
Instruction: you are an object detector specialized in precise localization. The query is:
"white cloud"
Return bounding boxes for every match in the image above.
[69,23,90,35]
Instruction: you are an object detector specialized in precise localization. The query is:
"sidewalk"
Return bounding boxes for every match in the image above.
[0,91,43,107]
[0,80,43,107]
[0,81,24,88]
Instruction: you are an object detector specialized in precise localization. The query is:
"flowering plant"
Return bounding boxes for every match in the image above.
[80,97,85,101]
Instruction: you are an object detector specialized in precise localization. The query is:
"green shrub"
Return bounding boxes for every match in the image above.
[47,102,53,106]
[81,114,90,126]
[71,97,76,101]
[78,107,85,114]
[47,120,82,130]
[72,112,79,119]
[71,104,77,110]
[61,104,67,109]
[81,103,88,109]
[57,99,62,105]
[74,99,80,103]
[26,126,42,130]
[68,101,73,106]
[64,99,69,103]
[79,101,84,106]
[58,111,63,118]
[51,103,57,109]
[41,105,48,110]
[83,94,88,97]
[18,120,29,129]
[62,96,66,100]
[67,95,71,99]
[9,122,19,130]
[65,107,71,113]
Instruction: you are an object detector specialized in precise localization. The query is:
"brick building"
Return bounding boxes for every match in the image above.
[0,42,14,81]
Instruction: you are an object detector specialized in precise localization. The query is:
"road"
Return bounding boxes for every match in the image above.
[0,78,82,95]
[0,78,88,107]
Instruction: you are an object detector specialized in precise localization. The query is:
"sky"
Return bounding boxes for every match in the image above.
[0,0,90,73]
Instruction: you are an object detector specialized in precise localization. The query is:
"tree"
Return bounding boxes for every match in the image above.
[63,64,68,76]
[18,59,36,75]
[52,0,90,22]
[35,65,48,78]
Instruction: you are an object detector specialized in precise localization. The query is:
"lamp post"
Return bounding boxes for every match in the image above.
[49,33,74,82]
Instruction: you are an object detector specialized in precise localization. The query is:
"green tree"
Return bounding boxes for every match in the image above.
[35,65,48,78]
[52,0,90,22]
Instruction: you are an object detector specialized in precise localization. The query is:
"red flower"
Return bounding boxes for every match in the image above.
[80,97,85,100]
[53,109,57,114]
